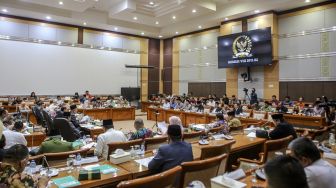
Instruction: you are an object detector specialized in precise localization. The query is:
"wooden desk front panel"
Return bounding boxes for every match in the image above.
[147,108,165,122]
[185,113,207,125]
[141,101,160,112]
[112,108,135,121]
[165,110,185,125]
[25,132,46,147]
[79,109,111,120]
[284,115,326,128]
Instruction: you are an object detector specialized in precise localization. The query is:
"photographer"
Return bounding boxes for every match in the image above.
[250,88,258,105]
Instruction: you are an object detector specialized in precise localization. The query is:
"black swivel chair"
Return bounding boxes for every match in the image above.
[42,110,59,136]
[32,106,46,127]
[53,118,80,142]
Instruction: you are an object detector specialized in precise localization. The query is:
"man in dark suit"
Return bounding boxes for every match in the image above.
[269,113,297,140]
[70,105,80,128]
[148,124,193,173]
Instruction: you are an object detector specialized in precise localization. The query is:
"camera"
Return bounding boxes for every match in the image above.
[243,88,248,93]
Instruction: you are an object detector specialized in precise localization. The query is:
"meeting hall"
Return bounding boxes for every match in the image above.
[0,0,336,188]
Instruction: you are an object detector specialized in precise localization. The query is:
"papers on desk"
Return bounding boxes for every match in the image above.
[324,152,336,160]
[224,169,246,180]
[213,134,225,140]
[73,156,99,166]
[52,176,80,188]
[80,124,94,129]
[135,156,154,168]
[211,175,246,188]
[158,122,167,134]
[247,132,256,138]
[81,142,96,150]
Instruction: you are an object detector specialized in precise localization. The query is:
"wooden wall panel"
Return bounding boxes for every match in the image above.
[140,39,148,101]
[163,39,173,94]
[148,39,160,96]
[279,81,336,102]
[188,82,226,97]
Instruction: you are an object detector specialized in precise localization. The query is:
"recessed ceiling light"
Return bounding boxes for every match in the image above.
[83,22,87,26]
[225,17,229,21]
[175,31,179,34]
[2,9,8,13]
[149,1,154,5]
[133,16,138,20]
[114,27,118,31]
[46,16,52,20]
[192,9,196,13]
[57,41,61,45]
[305,0,310,2]
[141,32,145,35]
[172,16,176,19]
[254,10,260,13]
[59,1,63,5]
[203,46,207,50]
[155,21,159,25]
[198,25,202,29]
[159,35,163,38]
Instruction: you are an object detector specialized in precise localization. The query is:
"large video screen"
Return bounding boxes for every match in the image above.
[218,27,272,68]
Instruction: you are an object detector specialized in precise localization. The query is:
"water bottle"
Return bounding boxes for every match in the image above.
[329,133,335,146]
[140,143,145,158]
[29,160,37,174]
[130,146,136,159]
[82,135,87,145]
[76,153,82,161]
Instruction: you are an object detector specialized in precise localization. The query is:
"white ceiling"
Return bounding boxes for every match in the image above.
[0,0,328,38]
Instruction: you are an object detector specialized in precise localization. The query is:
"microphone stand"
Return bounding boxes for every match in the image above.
[152,110,159,132]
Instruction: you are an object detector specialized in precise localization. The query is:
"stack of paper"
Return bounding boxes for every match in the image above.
[135,156,154,168]
[53,176,80,187]
[73,156,99,166]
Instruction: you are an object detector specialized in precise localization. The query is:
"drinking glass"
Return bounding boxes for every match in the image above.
[66,157,74,174]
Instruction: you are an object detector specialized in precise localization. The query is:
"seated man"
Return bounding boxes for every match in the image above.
[264,155,308,188]
[37,136,76,154]
[269,113,297,140]
[3,121,27,149]
[148,124,193,173]
[70,104,80,128]
[260,101,272,112]
[211,102,223,114]
[227,111,241,129]
[288,137,336,188]
[129,118,153,140]
[0,144,49,187]
[94,119,127,159]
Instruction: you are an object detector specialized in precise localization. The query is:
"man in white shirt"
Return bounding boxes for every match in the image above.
[3,121,27,149]
[289,137,336,188]
[94,119,127,159]
[207,98,216,107]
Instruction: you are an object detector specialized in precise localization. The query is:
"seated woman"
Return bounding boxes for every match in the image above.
[210,113,229,134]
[129,118,153,140]
[0,144,49,187]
